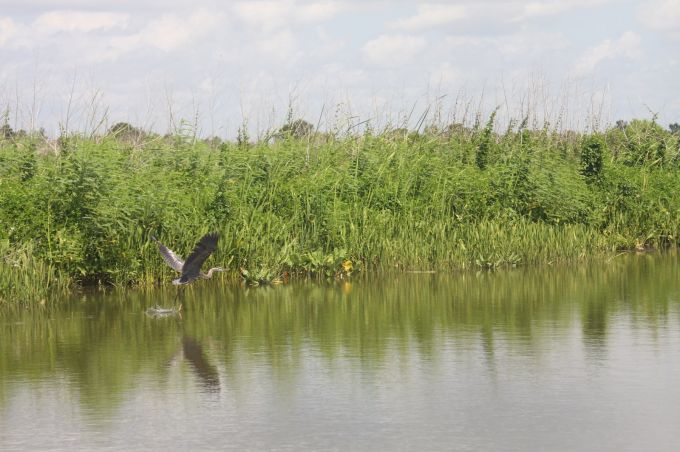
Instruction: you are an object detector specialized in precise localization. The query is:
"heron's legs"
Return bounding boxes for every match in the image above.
[173,285,183,305]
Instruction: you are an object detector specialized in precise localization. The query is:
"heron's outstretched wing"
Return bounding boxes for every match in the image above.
[178,233,219,283]
[151,236,184,272]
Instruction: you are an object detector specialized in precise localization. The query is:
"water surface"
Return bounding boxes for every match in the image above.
[1,253,680,451]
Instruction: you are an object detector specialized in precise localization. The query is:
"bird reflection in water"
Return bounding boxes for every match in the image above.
[145,306,220,391]
[181,335,220,392]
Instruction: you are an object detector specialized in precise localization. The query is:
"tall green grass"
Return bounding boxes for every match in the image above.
[0,239,70,304]
[1,118,679,303]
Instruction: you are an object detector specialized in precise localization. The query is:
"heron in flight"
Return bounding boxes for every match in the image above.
[152,232,224,285]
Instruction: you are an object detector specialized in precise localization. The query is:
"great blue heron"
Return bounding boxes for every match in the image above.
[152,232,224,285]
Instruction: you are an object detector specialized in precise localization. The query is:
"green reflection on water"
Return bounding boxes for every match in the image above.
[1,252,678,413]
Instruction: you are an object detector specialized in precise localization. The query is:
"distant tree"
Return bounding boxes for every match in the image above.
[279,119,314,139]
[14,129,28,139]
[237,123,250,149]
[0,107,13,140]
[1,122,14,140]
[386,127,409,140]
[107,122,146,143]
[669,123,680,135]
[615,119,628,131]
[203,136,222,148]
[443,123,471,139]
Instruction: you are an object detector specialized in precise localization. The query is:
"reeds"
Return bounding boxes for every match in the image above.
[0,119,679,303]
[0,240,70,305]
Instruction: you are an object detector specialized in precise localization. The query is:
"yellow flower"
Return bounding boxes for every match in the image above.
[342,282,352,295]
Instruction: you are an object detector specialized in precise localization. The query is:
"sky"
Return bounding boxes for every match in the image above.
[0,0,678,137]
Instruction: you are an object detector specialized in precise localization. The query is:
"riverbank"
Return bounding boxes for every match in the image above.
[1,118,679,303]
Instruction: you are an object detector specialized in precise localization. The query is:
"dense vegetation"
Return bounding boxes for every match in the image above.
[1,117,679,303]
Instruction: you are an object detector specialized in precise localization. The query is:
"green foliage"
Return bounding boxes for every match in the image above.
[1,123,679,303]
[609,119,669,166]
[278,119,314,140]
[236,122,251,149]
[0,124,14,140]
[107,122,147,144]
[1,109,14,140]
[291,248,351,278]
[0,239,70,304]
[580,134,605,181]
[475,110,496,170]
[238,266,281,286]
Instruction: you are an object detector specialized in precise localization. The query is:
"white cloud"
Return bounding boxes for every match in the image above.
[199,77,214,93]
[233,0,342,31]
[255,29,300,60]
[0,17,20,46]
[362,34,427,67]
[0,0,679,132]
[520,1,576,18]
[0,0,229,13]
[142,10,222,52]
[497,32,570,55]
[390,4,466,31]
[513,0,614,21]
[571,31,642,76]
[638,0,680,38]
[0,11,129,50]
[320,63,365,86]
[33,11,128,33]
[101,9,225,60]
[430,62,461,86]
[445,31,569,57]
[297,1,344,22]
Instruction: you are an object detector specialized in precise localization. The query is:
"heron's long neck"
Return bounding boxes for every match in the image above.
[203,267,223,279]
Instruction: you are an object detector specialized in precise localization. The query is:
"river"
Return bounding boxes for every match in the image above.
[1,252,679,451]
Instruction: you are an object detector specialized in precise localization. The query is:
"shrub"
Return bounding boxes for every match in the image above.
[609,119,669,166]
[580,135,605,181]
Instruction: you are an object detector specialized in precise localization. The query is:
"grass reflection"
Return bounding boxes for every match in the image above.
[0,252,678,413]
